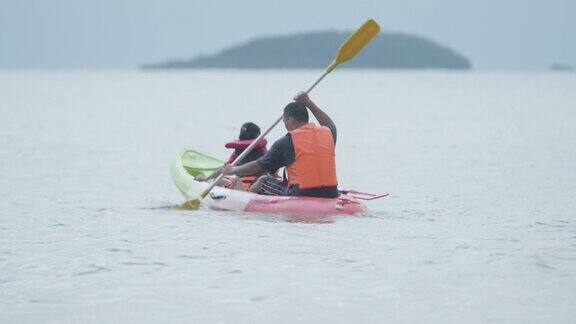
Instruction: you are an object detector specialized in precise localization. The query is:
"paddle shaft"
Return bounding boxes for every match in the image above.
[200,70,330,199]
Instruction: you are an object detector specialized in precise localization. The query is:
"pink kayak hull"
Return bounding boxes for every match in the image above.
[244,194,368,216]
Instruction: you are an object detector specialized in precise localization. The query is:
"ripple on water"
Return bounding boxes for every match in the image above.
[105,248,132,254]
[178,255,208,259]
[121,261,167,266]
[76,264,111,276]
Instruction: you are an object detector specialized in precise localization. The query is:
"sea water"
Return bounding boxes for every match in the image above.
[1,70,575,323]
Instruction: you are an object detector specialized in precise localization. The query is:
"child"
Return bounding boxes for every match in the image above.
[225,122,268,166]
[196,122,267,190]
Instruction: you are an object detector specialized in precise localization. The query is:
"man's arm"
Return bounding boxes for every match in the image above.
[294,92,335,128]
[222,160,264,177]
[195,166,222,182]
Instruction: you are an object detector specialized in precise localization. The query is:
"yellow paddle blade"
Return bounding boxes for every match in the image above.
[180,198,200,210]
[326,19,381,73]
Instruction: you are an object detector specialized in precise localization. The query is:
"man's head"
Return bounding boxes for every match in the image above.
[283,102,309,131]
[239,122,261,140]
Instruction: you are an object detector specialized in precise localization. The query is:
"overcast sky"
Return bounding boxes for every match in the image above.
[0,0,574,70]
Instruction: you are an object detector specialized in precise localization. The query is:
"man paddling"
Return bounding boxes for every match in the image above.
[222,92,338,198]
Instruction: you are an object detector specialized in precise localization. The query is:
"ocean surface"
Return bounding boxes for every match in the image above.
[1,70,575,323]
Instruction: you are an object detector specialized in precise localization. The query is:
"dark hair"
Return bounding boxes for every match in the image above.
[239,122,261,140]
[283,102,309,122]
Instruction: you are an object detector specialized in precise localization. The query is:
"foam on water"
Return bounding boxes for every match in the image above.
[1,70,575,323]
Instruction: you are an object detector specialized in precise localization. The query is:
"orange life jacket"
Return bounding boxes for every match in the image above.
[286,123,338,189]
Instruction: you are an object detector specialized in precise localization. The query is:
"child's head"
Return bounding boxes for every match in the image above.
[239,122,261,140]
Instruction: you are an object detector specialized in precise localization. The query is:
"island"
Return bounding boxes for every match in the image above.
[142,31,471,70]
[549,63,574,71]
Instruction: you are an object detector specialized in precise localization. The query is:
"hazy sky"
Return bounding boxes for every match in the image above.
[0,0,574,70]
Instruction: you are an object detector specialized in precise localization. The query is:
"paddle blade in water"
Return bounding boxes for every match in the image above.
[180,198,201,210]
[326,19,381,72]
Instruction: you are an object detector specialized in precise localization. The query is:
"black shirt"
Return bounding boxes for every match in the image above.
[257,124,339,198]
[234,148,266,166]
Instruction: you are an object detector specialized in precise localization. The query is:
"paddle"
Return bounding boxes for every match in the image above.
[339,190,389,201]
[182,19,381,210]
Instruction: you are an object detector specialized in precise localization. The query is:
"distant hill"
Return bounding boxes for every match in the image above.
[549,63,574,71]
[142,31,471,70]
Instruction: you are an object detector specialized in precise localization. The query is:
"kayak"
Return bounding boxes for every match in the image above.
[171,149,369,216]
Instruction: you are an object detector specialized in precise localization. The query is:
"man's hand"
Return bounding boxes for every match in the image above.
[294,91,313,107]
[222,164,236,175]
[294,91,335,128]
